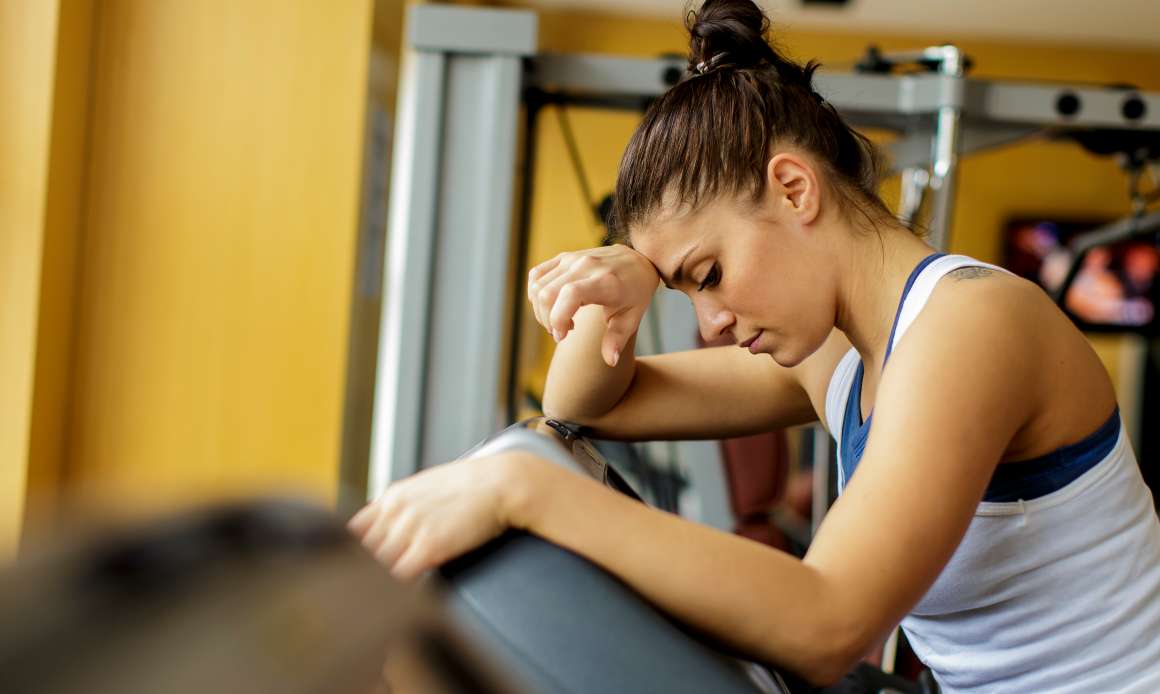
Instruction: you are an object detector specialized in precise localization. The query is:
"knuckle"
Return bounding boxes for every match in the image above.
[393,506,419,533]
[373,542,396,563]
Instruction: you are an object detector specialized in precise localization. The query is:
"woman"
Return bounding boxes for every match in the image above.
[349,1,1160,689]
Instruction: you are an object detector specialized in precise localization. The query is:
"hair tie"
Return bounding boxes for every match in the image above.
[694,52,729,75]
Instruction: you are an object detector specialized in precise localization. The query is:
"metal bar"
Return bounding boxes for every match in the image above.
[888,125,1040,173]
[421,54,525,467]
[409,5,536,56]
[898,166,930,230]
[369,49,447,496]
[529,53,684,98]
[642,290,735,531]
[530,53,1160,130]
[971,81,1160,129]
[370,5,537,493]
[927,47,967,250]
[811,425,832,538]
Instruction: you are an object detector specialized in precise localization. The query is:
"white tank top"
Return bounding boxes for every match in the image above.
[824,254,1160,693]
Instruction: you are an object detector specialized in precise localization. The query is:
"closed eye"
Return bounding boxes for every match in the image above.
[697,263,721,291]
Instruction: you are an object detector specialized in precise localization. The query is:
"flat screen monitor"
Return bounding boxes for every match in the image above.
[1003,218,1160,335]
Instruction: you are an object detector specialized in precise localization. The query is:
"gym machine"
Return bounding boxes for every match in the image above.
[0,425,938,694]
[367,4,1160,535]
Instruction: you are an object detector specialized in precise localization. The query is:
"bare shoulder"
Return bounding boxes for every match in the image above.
[894,270,1066,391]
[928,265,1050,333]
[893,265,1116,458]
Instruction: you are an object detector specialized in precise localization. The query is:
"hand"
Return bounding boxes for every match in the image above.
[527,245,660,366]
[347,453,536,581]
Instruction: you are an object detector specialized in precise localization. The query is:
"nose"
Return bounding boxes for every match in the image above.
[692,296,735,343]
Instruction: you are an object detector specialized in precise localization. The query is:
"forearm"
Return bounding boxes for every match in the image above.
[505,458,866,684]
[541,305,638,421]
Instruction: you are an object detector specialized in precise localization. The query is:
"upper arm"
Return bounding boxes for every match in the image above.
[570,344,818,441]
[803,281,1039,648]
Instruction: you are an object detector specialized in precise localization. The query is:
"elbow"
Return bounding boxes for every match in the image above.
[799,648,861,688]
[540,389,602,427]
[540,394,577,424]
[539,379,572,422]
[795,615,877,687]
[539,390,565,421]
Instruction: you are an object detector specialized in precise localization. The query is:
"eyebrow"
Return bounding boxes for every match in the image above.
[660,244,700,289]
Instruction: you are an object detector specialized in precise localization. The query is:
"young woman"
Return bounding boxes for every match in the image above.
[349,1,1160,689]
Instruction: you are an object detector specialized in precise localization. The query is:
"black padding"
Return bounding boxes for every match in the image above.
[441,530,772,693]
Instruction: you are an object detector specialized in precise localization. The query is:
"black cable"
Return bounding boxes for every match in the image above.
[554,105,602,228]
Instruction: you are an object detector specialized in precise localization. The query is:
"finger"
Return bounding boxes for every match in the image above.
[347,501,379,535]
[373,525,411,569]
[358,489,405,550]
[390,543,432,582]
[359,511,394,555]
[527,254,563,287]
[528,257,571,327]
[531,262,573,330]
[535,270,579,338]
[602,308,640,367]
[548,275,615,340]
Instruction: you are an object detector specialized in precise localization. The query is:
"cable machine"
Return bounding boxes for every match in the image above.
[366,4,1160,534]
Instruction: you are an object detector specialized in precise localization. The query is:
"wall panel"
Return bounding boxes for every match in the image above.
[66,0,374,515]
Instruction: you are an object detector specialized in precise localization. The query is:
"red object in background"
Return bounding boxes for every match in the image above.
[720,432,790,549]
[699,333,794,549]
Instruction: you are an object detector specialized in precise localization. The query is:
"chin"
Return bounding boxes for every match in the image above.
[769,334,824,368]
[769,345,806,368]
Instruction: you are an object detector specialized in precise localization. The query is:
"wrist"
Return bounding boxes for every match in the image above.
[496,451,555,531]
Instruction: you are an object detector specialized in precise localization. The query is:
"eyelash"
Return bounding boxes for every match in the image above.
[698,263,721,291]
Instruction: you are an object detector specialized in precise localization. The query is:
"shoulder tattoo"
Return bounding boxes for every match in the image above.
[949,267,995,281]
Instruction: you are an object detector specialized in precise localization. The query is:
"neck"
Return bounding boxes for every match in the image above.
[833,221,935,373]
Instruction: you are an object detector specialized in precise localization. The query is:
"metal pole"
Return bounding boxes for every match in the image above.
[898,166,930,231]
[369,6,537,496]
[811,425,831,537]
[369,48,447,495]
[926,46,966,251]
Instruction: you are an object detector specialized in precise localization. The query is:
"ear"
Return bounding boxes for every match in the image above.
[765,152,820,226]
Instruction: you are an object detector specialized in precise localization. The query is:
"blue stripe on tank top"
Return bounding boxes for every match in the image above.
[840,253,944,485]
[983,408,1120,502]
[839,253,1121,502]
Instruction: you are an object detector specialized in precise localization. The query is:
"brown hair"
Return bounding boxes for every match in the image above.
[609,0,892,242]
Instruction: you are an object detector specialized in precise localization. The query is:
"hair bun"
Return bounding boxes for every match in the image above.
[686,0,777,74]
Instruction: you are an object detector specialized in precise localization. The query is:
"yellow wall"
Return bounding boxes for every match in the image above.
[63,0,375,518]
[0,0,60,556]
[513,6,1160,403]
[25,0,95,543]
[3,0,387,546]
[1,0,95,556]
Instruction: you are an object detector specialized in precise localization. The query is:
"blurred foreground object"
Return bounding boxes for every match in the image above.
[0,500,517,694]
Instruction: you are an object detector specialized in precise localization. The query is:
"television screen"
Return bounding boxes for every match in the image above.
[1003,218,1160,334]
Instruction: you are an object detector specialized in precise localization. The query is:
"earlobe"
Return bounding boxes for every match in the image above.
[765,153,820,225]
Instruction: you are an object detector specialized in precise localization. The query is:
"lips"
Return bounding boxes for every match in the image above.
[739,331,762,352]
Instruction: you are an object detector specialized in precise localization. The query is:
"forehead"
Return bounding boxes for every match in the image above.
[628,199,709,265]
